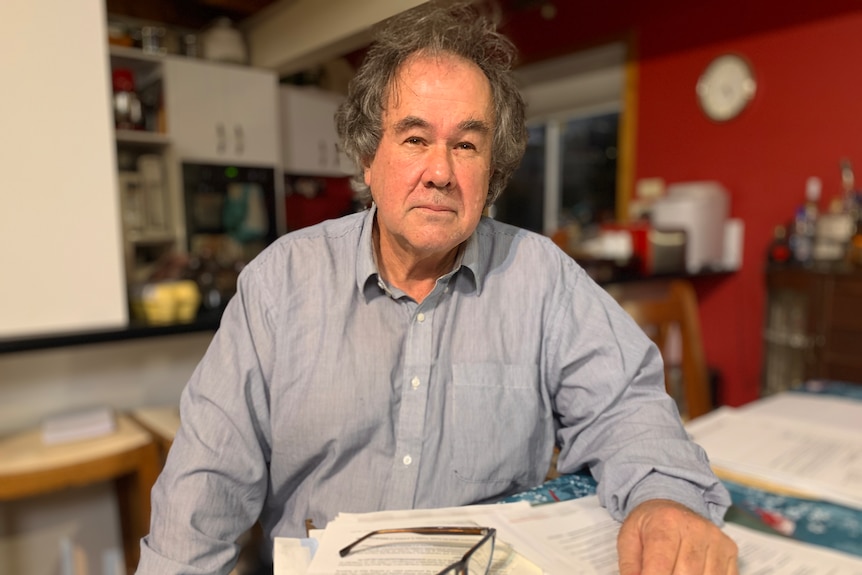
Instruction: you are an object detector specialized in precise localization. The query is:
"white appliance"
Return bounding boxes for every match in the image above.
[651,181,730,273]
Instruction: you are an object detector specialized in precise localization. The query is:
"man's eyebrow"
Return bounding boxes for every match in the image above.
[392,116,491,135]
[393,116,430,133]
[458,119,491,134]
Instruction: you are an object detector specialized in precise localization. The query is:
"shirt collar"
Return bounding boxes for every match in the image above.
[355,204,484,300]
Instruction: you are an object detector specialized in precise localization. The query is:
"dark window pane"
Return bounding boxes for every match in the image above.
[493,124,546,233]
[560,112,619,227]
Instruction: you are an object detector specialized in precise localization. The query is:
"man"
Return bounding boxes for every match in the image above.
[138,2,738,574]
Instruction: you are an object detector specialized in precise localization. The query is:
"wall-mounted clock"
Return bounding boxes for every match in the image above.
[696,54,757,122]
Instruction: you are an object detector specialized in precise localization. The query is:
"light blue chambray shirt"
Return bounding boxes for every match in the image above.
[138,206,730,574]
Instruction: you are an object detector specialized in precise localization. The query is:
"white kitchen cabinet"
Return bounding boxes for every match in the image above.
[280,85,354,176]
[163,58,280,166]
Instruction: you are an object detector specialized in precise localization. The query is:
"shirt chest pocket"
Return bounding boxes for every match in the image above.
[449,363,547,485]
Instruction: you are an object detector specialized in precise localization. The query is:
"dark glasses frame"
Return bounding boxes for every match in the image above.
[339,526,497,575]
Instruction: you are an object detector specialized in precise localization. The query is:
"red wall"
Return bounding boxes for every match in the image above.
[500,1,862,405]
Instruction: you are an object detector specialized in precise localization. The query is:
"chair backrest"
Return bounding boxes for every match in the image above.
[609,279,712,420]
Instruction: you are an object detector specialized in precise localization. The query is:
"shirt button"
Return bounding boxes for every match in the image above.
[411,376,420,389]
[403,455,412,466]
[417,312,425,323]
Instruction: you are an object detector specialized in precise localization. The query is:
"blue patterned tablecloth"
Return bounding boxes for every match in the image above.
[502,380,862,557]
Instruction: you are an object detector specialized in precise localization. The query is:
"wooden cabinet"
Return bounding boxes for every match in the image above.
[762,266,862,393]
[280,85,353,176]
[162,58,280,166]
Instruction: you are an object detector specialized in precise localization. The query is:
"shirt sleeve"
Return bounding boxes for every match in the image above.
[137,263,276,575]
[548,264,730,526]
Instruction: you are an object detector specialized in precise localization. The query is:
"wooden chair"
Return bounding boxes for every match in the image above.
[0,414,161,574]
[609,279,713,420]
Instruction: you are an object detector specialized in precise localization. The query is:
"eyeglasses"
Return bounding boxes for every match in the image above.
[339,526,497,575]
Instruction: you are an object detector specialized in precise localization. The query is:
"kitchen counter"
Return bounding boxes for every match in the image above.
[0,305,224,354]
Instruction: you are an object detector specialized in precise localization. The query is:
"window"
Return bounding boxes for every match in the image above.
[492,42,627,235]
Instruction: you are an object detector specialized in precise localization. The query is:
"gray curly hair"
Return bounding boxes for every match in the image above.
[334,1,527,207]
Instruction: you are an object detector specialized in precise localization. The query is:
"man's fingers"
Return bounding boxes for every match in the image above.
[617,518,644,575]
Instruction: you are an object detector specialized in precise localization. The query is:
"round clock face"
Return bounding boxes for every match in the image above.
[696,54,757,122]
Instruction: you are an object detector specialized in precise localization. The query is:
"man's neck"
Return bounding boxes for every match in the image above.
[373,222,460,303]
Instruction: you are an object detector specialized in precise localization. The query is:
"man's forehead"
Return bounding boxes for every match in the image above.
[382,53,494,125]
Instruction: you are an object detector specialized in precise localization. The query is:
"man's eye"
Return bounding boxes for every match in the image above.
[404,137,424,145]
[456,142,477,151]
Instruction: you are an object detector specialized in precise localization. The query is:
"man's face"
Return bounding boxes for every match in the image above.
[364,52,494,261]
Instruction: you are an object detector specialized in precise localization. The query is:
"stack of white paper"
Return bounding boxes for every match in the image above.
[275,495,862,574]
[685,398,862,509]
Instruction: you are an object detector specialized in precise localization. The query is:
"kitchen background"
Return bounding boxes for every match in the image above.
[2,0,862,572]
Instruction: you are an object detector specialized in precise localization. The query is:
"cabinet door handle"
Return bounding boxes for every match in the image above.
[216,123,226,154]
[234,125,244,156]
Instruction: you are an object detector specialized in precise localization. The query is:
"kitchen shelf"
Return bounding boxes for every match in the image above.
[109,45,164,87]
[126,231,176,245]
[116,129,171,148]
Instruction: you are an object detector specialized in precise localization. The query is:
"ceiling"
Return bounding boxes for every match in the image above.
[105,0,556,79]
[105,0,283,30]
[105,0,546,30]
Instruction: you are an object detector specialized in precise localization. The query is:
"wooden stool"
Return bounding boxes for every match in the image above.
[0,414,161,574]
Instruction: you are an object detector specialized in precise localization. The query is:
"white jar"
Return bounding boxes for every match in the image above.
[201,18,247,64]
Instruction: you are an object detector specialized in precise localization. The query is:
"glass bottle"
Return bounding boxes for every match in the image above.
[767,225,792,265]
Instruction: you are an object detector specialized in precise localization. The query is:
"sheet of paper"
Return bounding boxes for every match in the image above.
[738,392,862,433]
[495,497,618,575]
[726,523,862,574]
[686,407,862,509]
[273,537,317,575]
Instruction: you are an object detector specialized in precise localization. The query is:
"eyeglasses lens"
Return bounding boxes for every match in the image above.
[466,535,495,574]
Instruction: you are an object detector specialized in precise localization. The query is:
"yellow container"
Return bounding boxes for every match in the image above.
[131,280,201,325]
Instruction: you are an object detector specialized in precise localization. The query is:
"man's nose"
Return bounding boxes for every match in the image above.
[423,145,453,190]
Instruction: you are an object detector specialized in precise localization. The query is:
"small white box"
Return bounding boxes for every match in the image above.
[42,406,117,445]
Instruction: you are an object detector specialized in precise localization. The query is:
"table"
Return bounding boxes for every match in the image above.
[0,414,161,573]
[503,380,862,558]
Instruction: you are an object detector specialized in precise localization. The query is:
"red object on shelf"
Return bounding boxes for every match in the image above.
[112,68,135,92]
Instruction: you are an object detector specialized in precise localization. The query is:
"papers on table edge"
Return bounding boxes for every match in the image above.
[684,393,862,510]
[275,495,862,575]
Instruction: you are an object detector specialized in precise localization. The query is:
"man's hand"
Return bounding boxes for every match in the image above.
[617,499,739,575]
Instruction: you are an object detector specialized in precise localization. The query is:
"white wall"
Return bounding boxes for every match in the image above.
[0,334,211,436]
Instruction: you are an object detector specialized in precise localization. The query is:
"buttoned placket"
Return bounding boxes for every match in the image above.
[384,278,450,509]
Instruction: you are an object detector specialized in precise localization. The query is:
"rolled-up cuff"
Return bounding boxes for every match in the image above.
[595,441,731,526]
